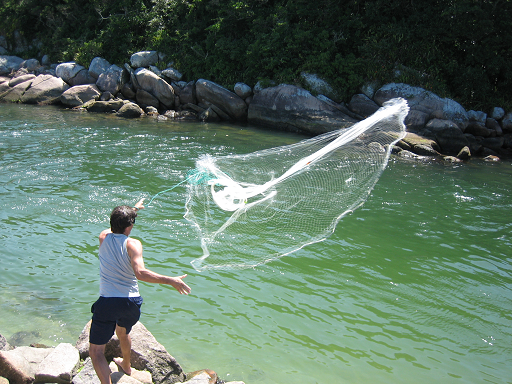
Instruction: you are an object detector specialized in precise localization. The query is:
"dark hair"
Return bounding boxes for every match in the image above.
[110,205,138,234]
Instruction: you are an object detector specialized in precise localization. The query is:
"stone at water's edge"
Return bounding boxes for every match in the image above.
[76,321,185,384]
[248,84,356,134]
[195,79,247,121]
[20,74,69,104]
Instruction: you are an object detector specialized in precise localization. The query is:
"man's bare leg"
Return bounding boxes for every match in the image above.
[113,325,132,375]
[89,343,112,384]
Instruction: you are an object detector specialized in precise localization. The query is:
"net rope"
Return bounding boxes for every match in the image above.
[184,98,409,271]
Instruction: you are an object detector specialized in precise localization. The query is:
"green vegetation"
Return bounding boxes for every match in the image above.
[1,0,511,111]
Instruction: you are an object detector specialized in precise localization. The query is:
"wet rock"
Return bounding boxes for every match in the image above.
[20,74,69,104]
[234,82,252,99]
[424,118,470,156]
[348,94,379,118]
[96,65,128,95]
[248,84,356,134]
[134,68,175,108]
[196,79,247,121]
[116,102,144,118]
[61,84,101,107]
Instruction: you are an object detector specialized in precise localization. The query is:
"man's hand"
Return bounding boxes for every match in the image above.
[134,198,145,210]
[170,274,192,295]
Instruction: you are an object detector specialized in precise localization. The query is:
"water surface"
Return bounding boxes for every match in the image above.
[1,103,511,384]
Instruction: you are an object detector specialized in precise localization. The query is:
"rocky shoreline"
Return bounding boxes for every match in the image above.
[1,51,512,163]
[0,321,239,384]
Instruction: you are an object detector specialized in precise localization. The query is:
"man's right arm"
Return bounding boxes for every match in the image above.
[127,238,191,295]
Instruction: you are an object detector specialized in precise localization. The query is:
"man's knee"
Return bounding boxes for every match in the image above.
[89,343,106,361]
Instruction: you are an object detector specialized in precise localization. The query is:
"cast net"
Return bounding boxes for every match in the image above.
[185,98,409,271]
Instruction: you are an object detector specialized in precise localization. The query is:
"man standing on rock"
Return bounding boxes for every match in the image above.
[89,198,191,384]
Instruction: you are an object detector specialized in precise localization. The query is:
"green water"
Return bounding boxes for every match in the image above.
[1,103,511,384]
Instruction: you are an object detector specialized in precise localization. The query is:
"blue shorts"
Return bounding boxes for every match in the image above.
[89,296,143,345]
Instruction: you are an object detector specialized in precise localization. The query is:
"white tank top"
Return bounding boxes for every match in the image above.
[99,233,140,297]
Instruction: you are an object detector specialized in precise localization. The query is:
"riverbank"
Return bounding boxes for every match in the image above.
[0,321,241,384]
[1,52,511,163]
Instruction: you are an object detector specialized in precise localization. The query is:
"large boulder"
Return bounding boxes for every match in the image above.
[348,93,379,118]
[0,55,24,75]
[248,84,356,134]
[56,62,86,84]
[130,51,158,68]
[35,343,80,383]
[61,84,101,107]
[89,57,111,79]
[76,321,184,384]
[96,65,128,95]
[424,118,470,155]
[0,78,34,102]
[301,72,340,102]
[20,74,69,104]
[374,83,469,131]
[195,79,247,121]
[0,346,52,384]
[9,74,36,87]
[134,68,175,108]
[82,99,126,113]
[116,102,144,118]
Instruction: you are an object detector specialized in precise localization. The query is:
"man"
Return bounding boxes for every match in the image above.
[89,198,191,384]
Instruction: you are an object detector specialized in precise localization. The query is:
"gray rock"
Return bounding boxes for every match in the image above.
[348,94,379,118]
[71,357,99,384]
[199,107,220,122]
[68,69,96,86]
[89,57,111,79]
[116,102,144,118]
[41,55,51,66]
[374,83,468,131]
[248,84,356,134]
[464,134,483,154]
[0,55,24,75]
[56,62,86,83]
[234,82,252,99]
[136,89,160,109]
[481,136,505,152]
[83,99,125,113]
[0,79,34,102]
[300,72,339,101]
[96,65,127,95]
[502,112,512,132]
[60,84,101,107]
[486,118,502,136]
[20,74,69,104]
[21,59,40,72]
[149,65,162,77]
[76,321,184,384]
[134,68,175,108]
[467,110,487,123]
[491,107,505,120]
[179,81,196,105]
[425,118,470,155]
[465,121,492,137]
[9,74,36,87]
[35,343,80,384]
[121,83,136,99]
[0,346,52,384]
[196,79,247,121]
[161,68,182,82]
[130,51,158,68]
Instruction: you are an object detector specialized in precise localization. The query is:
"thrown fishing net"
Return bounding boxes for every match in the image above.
[185,98,409,271]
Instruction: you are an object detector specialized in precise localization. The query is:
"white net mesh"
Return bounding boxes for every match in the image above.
[185,98,409,271]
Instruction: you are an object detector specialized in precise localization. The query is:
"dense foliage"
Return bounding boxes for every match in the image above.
[1,0,511,110]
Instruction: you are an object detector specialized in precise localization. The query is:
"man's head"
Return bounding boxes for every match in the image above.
[110,206,138,234]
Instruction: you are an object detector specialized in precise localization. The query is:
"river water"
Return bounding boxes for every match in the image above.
[1,103,511,384]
